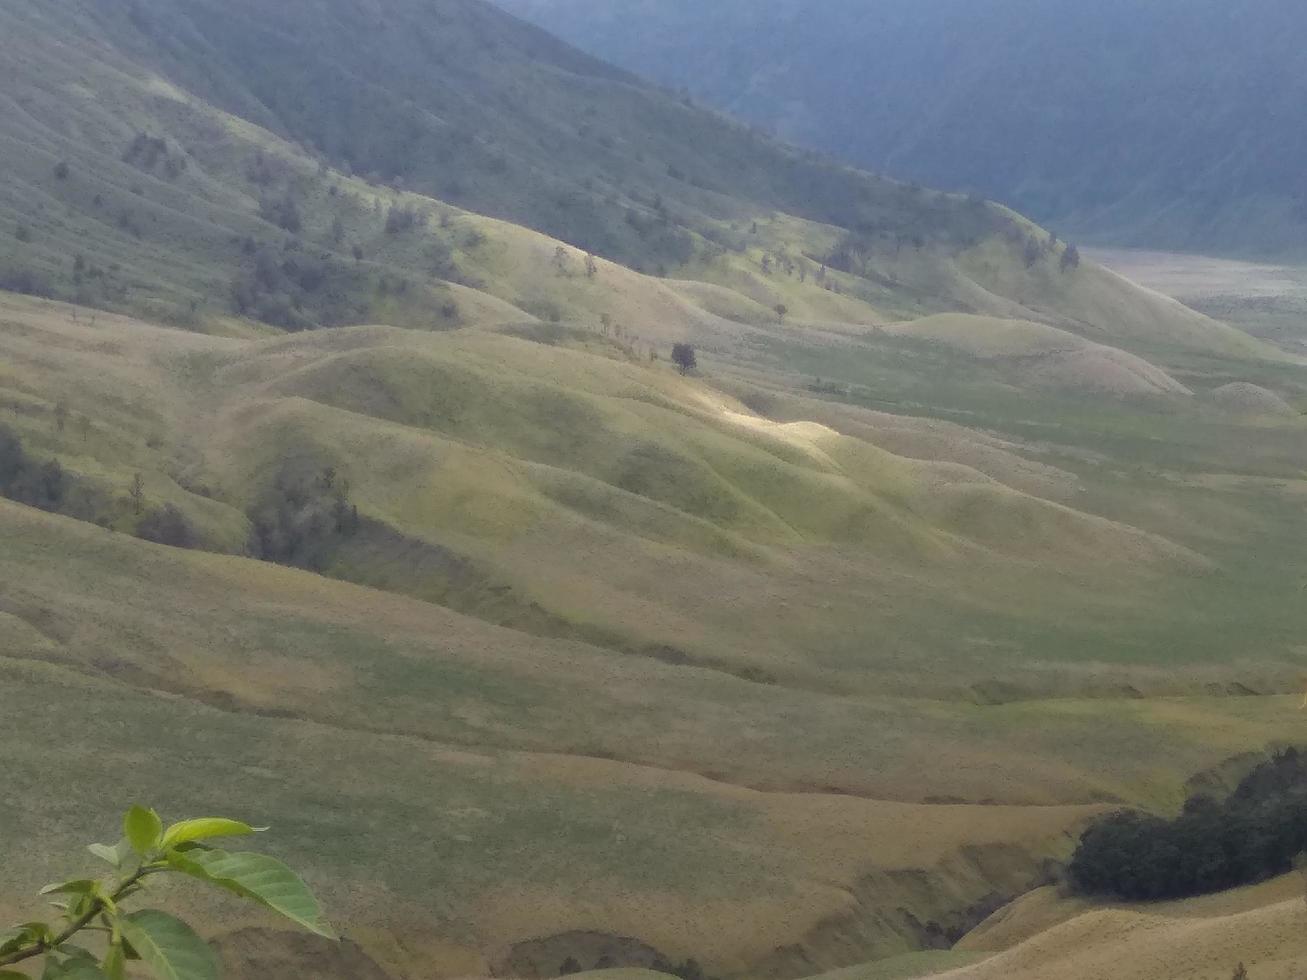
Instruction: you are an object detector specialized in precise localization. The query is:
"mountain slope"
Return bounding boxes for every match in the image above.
[498,0,1307,256]
[0,0,1282,368]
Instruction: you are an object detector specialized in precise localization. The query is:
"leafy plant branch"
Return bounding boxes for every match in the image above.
[0,806,333,980]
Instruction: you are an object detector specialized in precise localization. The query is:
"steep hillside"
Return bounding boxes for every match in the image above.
[0,0,1282,367]
[499,0,1307,256]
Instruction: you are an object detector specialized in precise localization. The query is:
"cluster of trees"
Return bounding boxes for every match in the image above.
[1011,227,1081,273]
[123,131,188,180]
[0,425,69,511]
[0,424,196,548]
[1069,748,1307,901]
[231,241,370,329]
[248,465,361,571]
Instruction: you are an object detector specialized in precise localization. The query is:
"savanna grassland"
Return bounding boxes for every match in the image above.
[1,2,1306,979]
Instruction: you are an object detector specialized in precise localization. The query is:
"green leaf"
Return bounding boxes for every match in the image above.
[160,818,263,850]
[40,957,109,980]
[166,848,335,939]
[118,910,216,980]
[39,879,96,897]
[2,921,54,953]
[87,839,135,870]
[123,806,163,856]
[0,970,30,979]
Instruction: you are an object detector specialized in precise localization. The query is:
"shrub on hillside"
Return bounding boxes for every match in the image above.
[137,503,199,549]
[248,465,362,570]
[1069,748,1307,900]
[0,425,67,511]
[671,342,696,374]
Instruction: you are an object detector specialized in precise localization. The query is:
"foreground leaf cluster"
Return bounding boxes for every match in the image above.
[0,807,332,980]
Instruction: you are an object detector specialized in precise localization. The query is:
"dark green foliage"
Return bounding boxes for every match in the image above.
[1061,243,1081,272]
[249,465,362,570]
[137,503,199,549]
[53,160,70,180]
[558,957,582,975]
[0,425,106,522]
[671,343,696,374]
[0,426,63,510]
[259,192,303,233]
[231,243,370,329]
[384,205,426,235]
[1023,238,1043,268]
[1069,748,1307,900]
[650,955,711,980]
[0,266,55,298]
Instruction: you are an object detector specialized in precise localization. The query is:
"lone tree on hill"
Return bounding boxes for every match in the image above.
[671,343,697,375]
[129,472,145,514]
[774,303,788,323]
[1061,243,1082,272]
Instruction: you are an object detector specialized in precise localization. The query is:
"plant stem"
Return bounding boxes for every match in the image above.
[0,866,150,967]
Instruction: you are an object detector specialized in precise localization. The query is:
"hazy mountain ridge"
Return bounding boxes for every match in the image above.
[498,0,1307,256]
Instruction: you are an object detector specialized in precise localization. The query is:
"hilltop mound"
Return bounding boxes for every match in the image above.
[881,314,1191,397]
[1210,382,1297,417]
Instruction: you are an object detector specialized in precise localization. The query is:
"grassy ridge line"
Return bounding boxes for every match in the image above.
[12,296,1279,709]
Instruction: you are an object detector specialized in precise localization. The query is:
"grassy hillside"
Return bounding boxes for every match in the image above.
[3,288,1307,978]
[0,0,1286,370]
[1,2,1307,979]
[937,875,1307,979]
[499,0,1307,257]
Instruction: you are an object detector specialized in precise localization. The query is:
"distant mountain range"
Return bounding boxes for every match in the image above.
[498,0,1307,256]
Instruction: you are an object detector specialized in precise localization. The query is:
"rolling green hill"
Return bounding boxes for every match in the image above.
[498,0,1307,257]
[1,2,1307,979]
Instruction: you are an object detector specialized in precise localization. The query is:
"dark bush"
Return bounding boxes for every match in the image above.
[137,504,199,549]
[1069,748,1307,900]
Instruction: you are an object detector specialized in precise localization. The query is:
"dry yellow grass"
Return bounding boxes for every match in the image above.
[935,876,1307,980]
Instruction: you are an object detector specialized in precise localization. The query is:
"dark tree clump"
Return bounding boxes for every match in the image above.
[1069,748,1307,901]
[0,425,70,512]
[137,504,198,549]
[248,465,362,571]
[671,342,697,375]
